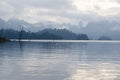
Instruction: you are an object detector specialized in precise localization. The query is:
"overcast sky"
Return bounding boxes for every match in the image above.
[0,0,120,24]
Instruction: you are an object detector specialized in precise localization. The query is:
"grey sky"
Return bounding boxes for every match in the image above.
[0,0,120,24]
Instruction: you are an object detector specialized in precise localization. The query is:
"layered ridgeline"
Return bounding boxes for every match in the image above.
[98,36,112,40]
[0,18,115,40]
[0,28,89,40]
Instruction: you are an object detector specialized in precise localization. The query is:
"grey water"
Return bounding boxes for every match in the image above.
[0,41,120,80]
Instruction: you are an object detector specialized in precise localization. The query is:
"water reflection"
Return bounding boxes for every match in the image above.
[19,41,24,52]
[0,41,120,80]
[68,63,119,80]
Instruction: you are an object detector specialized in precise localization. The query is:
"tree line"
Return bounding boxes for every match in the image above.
[0,28,89,40]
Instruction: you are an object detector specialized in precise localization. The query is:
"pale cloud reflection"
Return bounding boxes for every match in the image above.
[67,63,119,80]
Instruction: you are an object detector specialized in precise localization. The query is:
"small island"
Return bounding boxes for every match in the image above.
[98,36,112,40]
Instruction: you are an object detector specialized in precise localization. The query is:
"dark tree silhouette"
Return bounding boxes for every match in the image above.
[0,28,89,40]
[76,34,89,40]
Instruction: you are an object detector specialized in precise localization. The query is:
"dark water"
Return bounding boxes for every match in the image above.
[0,41,120,80]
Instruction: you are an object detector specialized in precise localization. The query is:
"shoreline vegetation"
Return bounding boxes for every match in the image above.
[0,37,9,43]
[0,28,89,40]
[0,28,112,41]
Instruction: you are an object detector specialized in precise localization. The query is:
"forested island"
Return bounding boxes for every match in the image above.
[98,36,112,40]
[0,28,89,40]
[0,28,113,41]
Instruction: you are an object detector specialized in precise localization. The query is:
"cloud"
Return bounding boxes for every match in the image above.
[73,0,120,16]
[5,0,73,10]
[113,0,120,3]
[0,0,120,25]
[0,0,76,23]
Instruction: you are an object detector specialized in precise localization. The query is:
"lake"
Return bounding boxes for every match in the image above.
[0,40,120,80]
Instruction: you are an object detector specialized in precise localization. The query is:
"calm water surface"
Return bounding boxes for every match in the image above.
[0,41,120,80]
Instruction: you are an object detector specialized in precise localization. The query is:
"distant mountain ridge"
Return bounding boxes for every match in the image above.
[0,18,119,40]
[0,28,89,40]
[98,36,112,40]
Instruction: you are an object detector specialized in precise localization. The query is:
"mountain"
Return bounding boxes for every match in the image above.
[1,18,70,32]
[0,28,89,40]
[72,20,120,40]
[98,36,112,40]
[7,19,36,31]
[39,28,76,39]
[0,18,120,40]
[0,18,9,29]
